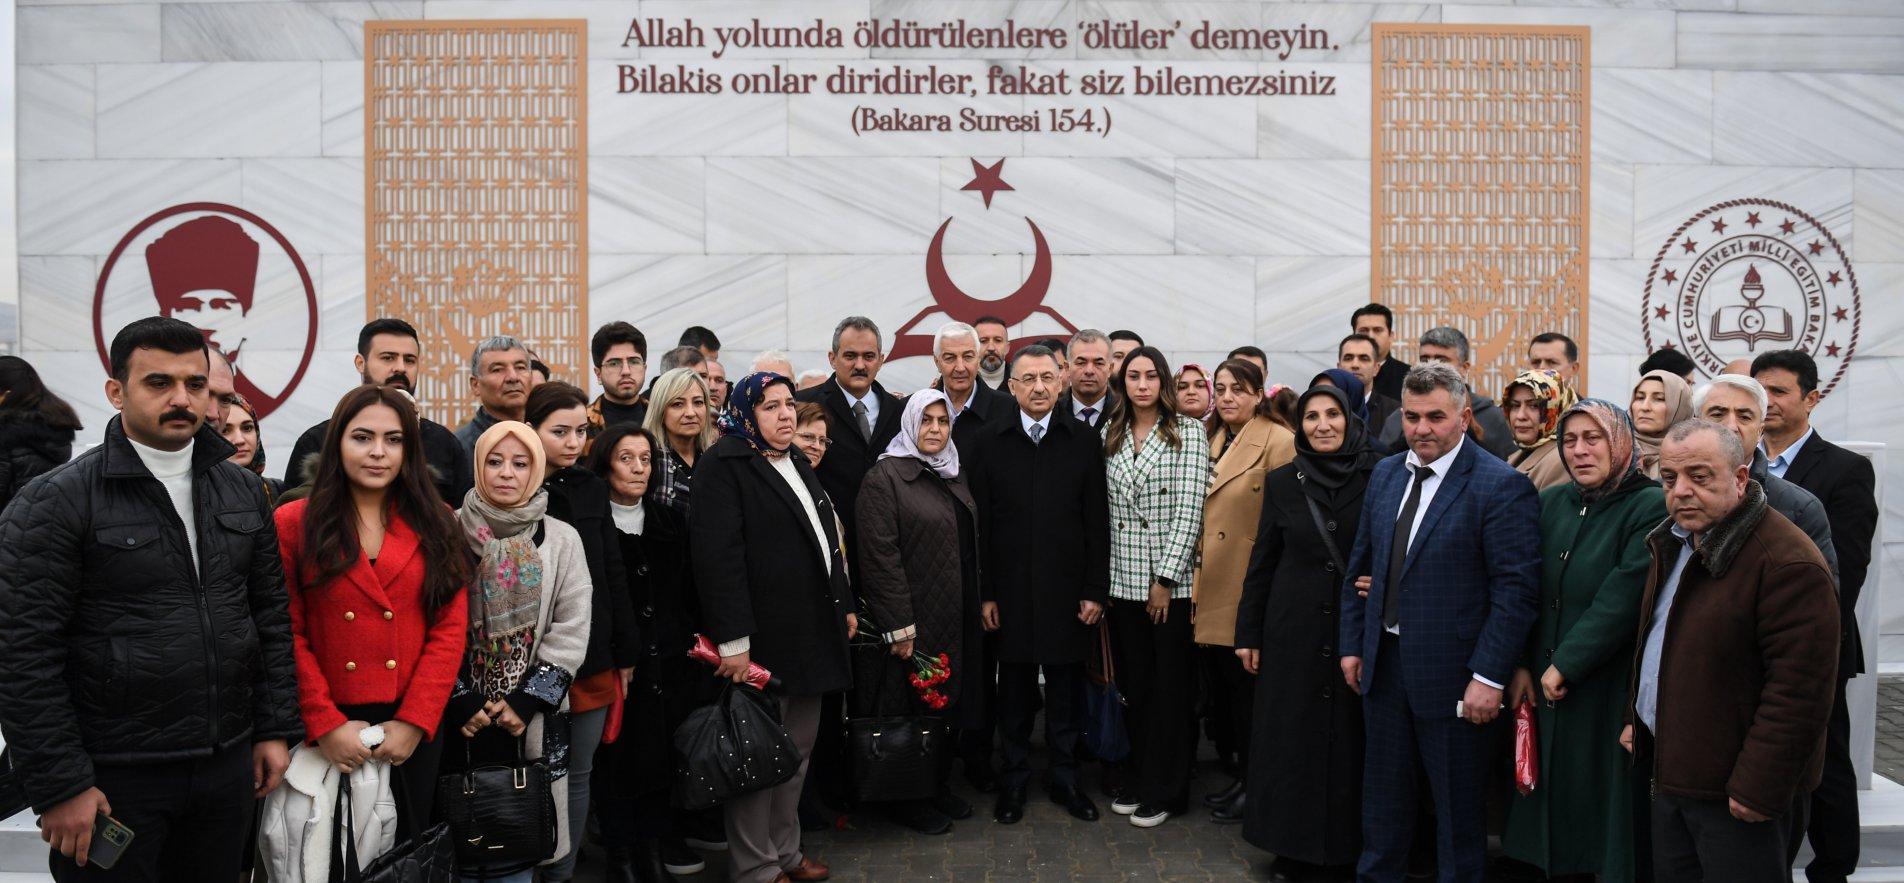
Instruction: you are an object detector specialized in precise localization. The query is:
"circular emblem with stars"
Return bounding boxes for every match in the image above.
[1642,199,1859,398]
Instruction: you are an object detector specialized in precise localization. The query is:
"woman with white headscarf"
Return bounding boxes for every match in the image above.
[855,389,982,835]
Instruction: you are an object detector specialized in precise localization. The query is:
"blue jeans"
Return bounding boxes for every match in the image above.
[542,704,608,881]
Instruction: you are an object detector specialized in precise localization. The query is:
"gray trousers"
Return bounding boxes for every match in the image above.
[544,704,608,881]
[1652,790,1797,883]
[725,694,822,883]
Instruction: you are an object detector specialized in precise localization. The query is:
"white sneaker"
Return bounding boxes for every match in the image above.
[1130,805,1171,828]
[1111,797,1141,816]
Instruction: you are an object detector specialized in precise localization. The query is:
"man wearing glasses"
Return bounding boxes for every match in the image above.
[587,321,651,437]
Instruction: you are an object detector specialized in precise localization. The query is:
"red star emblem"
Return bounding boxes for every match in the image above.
[1663,269,1678,284]
[1826,342,1841,357]
[1834,306,1848,321]
[1681,239,1698,254]
[1808,240,1825,256]
[1827,270,1842,286]
[1711,217,1728,234]
[1654,305,1669,320]
[1661,341,1677,350]
[1746,212,1762,227]
[960,158,1014,209]
[1779,219,1796,235]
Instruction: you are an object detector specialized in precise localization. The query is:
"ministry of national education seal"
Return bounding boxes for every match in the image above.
[1641,199,1858,399]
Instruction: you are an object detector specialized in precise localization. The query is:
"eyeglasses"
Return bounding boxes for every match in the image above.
[1014,373,1059,388]
[794,431,833,449]
[602,357,645,371]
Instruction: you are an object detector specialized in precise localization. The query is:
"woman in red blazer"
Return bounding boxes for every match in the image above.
[276,384,472,838]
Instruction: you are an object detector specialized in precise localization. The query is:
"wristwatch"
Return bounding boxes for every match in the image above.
[1155,576,1179,590]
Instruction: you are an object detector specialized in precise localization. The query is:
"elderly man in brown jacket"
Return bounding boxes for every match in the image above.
[1622,419,1838,883]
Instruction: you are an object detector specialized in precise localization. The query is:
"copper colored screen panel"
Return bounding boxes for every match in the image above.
[1371,24,1590,396]
[365,20,588,426]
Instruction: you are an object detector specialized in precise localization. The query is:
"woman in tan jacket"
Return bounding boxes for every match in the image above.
[1504,369,1578,491]
[1191,358,1294,821]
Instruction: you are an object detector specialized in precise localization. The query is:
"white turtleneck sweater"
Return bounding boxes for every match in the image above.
[610,499,645,536]
[128,436,199,576]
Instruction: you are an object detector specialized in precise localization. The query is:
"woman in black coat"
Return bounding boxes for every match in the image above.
[1234,384,1378,880]
[691,372,853,883]
[0,355,80,509]
[589,422,715,882]
[856,389,982,834]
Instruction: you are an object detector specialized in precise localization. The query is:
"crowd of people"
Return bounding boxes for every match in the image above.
[0,303,1877,883]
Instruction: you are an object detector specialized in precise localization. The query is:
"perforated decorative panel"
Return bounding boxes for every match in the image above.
[365,20,588,425]
[1371,24,1590,397]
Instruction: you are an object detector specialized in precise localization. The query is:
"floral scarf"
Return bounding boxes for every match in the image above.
[457,420,550,700]
[1505,369,1578,452]
[717,371,796,458]
[1557,398,1643,502]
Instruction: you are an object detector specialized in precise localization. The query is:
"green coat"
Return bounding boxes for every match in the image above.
[1503,476,1665,882]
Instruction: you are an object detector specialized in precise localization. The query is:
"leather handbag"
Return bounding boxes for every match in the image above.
[844,647,944,803]
[674,682,803,811]
[432,740,556,876]
[1080,620,1130,763]
[329,777,455,883]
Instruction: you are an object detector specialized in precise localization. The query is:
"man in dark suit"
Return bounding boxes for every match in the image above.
[975,315,1013,392]
[1338,332,1399,443]
[1354,303,1411,403]
[1755,349,1878,883]
[1054,329,1115,430]
[969,344,1109,826]
[794,316,902,570]
[1339,363,1541,882]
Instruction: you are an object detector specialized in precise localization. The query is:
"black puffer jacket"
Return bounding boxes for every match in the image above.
[0,409,76,510]
[545,466,638,679]
[0,418,303,811]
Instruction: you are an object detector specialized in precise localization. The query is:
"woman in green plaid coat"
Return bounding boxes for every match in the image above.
[1101,346,1212,829]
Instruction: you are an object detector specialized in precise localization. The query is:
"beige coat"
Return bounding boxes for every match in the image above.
[1192,416,1296,646]
[1510,441,1571,492]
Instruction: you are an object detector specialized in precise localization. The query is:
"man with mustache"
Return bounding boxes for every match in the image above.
[975,316,1011,392]
[794,315,902,571]
[0,317,303,880]
[282,318,472,504]
[1055,329,1115,431]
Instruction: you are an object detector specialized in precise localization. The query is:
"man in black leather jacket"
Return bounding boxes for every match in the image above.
[0,317,302,879]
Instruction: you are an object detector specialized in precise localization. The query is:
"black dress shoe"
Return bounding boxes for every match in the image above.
[1202,779,1245,808]
[629,838,670,883]
[1210,793,1245,825]
[890,799,954,835]
[1049,785,1100,821]
[994,787,1027,824]
[932,791,973,820]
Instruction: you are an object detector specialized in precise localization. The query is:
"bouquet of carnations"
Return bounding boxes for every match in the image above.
[908,651,952,710]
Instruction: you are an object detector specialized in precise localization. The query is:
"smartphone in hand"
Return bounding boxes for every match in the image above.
[89,813,134,870]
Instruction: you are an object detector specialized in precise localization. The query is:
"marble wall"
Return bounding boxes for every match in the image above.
[13,0,1903,635]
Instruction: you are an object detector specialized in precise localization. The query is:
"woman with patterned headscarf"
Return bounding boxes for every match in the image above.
[1503,370,1580,491]
[1502,400,1664,883]
[442,420,595,881]
[690,371,853,883]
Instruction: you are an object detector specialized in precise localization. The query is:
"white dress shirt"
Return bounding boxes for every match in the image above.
[1386,436,1501,690]
[1020,409,1054,439]
[1072,393,1108,427]
[838,381,880,427]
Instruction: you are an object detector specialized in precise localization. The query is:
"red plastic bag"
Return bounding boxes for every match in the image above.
[601,676,626,744]
[687,633,775,690]
[1514,698,1539,796]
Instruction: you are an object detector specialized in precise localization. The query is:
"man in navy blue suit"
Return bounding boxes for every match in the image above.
[1339,362,1542,882]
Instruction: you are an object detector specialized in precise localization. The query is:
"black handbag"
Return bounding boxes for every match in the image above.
[674,682,803,811]
[328,777,456,883]
[0,749,29,821]
[432,740,556,876]
[845,648,945,803]
[1080,620,1129,763]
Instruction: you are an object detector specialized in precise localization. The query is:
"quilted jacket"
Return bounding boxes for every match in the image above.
[0,417,304,811]
[0,409,75,510]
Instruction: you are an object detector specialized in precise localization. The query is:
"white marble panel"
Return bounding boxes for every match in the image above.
[1583,352,1644,407]
[1177,159,1369,256]
[18,256,99,352]
[1843,356,1904,528]
[590,66,787,156]
[634,0,877,60]
[590,158,706,254]
[705,157,940,254]
[1259,62,1368,160]
[1015,60,1259,158]
[1738,0,1904,14]
[1592,69,1712,166]
[1255,256,1369,353]
[1441,6,1676,68]
[1631,165,1853,262]
[1587,258,1648,359]
[1043,255,1255,350]
[786,59,1028,158]
[1262,350,1338,389]
[1593,161,1635,260]
[422,0,659,60]
[933,157,1174,255]
[247,354,366,465]
[19,5,161,65]
[161,2,420,62]
[590,254,789,350]
[318,254,366,353]
[18,66,95,160]
[1071,1,1267,61]
[866,0,1076,60]
[1247,4,1441,62]
[1511,0,1730,8]
[320,60,363,157]
[1855,170,1904,264]
[1845,261,1904,358]
[18,159,243,256]
[241,158,365,256]
[785,252,1028,368]
[97,62,322,158]
[1713,73,1904,168]
[1679,13,1904,73]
